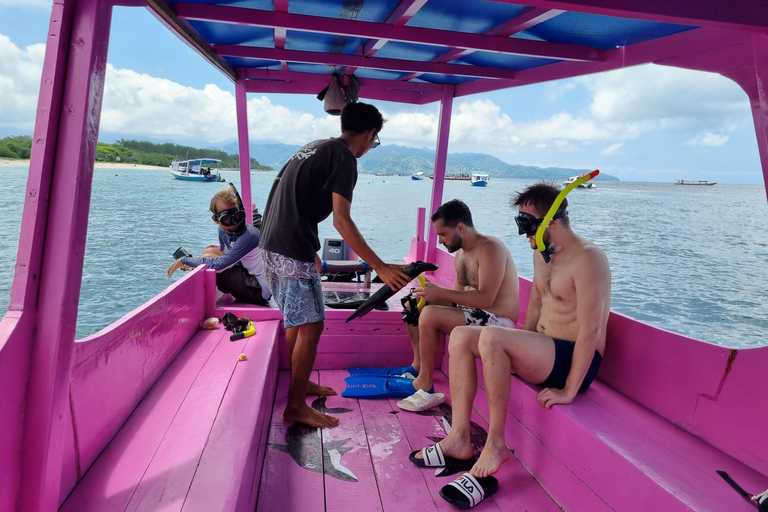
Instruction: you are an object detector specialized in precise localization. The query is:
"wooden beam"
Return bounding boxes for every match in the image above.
[175,4,605,62]
[486,0,768,32]
[244,68,444,94]
[215,45,517,80]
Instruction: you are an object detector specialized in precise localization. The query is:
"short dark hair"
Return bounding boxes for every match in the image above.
[432,199,474,228]
[511,181,568,218]
[340,102,384,135]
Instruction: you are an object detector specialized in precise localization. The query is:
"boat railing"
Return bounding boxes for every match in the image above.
[60,266,210,497]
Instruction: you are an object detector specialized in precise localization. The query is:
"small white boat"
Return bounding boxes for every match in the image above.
[470,172,489,187]
[564,174,596,188]
[170,158,223,181]
[410,172,424,180]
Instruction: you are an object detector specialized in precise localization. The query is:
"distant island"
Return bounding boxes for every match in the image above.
[220,141,619,182]
[0,136,272,170]
[1,135,618,181]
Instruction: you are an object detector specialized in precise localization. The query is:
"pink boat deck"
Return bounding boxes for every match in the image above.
[258,370,561,512]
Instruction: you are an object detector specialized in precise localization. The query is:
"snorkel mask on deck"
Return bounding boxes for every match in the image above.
[522,170,600,263]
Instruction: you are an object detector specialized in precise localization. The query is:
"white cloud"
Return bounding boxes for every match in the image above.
[601,142,624,155]
[100,65,341,144]
[584,65,750,133]
[0,34,45,130]
[700,132,730,147]
[0,29,756,171]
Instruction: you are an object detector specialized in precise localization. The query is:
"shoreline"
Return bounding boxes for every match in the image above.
[1,158,167,170]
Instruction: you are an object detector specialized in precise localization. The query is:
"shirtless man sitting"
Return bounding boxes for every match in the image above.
[396,199,519,412]
[412,182,611,483]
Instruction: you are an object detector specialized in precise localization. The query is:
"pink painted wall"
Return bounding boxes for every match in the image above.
[0,312,32,511]
[58,268,209,503]
[600,311,768,476]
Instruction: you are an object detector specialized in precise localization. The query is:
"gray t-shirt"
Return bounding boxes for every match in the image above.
[260,138,357,262]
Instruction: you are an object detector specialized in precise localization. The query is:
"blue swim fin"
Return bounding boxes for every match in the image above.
[347,365,418,378]
[342,375,432,398]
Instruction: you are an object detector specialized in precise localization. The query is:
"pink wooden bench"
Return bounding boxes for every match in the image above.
[445,278,768,512]
[59,319,280,512]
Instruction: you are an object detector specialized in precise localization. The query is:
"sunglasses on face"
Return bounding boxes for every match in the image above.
[515,210,567,236]
[216,207,246,227]
[372,133,380,149]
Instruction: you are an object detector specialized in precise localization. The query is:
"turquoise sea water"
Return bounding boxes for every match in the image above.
[1,165,767,348]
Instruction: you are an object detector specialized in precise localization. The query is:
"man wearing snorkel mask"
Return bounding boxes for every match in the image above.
[419,182,610,481]
[260,102,410,429]
[166,185,271,306]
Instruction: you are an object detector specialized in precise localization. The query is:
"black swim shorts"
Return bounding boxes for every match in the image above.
[538,339,602,392]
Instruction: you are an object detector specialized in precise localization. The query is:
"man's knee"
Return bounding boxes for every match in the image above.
[420,304,462,333]
[448,326,476,355]
[478,326,508,355]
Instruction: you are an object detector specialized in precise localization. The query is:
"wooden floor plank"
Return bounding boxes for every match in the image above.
[257,371,325,512]
[436,372,562,512]
[318,370,383,512]
[60,329,224,512]
[356,388,441,511]
[387,389,464,511]
[124,332,249,512]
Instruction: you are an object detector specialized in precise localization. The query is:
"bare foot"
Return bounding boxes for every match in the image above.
[470,438,510,478]
[284,404,339,428]
[413,436,473,462]
[307,381,337,396]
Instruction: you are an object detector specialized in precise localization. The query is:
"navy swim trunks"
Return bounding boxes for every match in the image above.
[538,339,602,392]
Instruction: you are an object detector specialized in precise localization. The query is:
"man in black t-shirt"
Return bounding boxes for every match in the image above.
[261,102,410,428]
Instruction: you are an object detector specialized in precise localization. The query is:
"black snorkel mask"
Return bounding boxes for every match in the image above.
[218,184,247,236]
[515,210,568,237]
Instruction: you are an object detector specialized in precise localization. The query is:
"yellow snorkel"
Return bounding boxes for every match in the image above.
[535,170,600,263]
[416,274,427,311]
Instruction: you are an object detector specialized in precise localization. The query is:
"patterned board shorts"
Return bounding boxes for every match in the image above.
[459,305,515,328]
[263,250,324,328]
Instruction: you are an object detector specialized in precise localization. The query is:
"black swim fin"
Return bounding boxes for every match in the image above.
[346,261,438,322]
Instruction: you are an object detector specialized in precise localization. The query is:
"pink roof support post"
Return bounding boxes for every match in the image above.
[13,0,114,510]
[235,67,253,224]
[0,3,74,508]
[751,34,768,201]
[426,85,454,263]
[416,206,426,261]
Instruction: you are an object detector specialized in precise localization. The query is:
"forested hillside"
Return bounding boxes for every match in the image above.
[0,136,272,170]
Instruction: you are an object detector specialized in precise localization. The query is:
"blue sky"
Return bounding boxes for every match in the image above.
[0,1,764,184]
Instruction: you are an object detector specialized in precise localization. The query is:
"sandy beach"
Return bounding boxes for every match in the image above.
[0,158,166,170]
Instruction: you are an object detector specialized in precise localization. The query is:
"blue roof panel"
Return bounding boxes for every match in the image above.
[188,20,274,46]
[287,0,402,22]
[522,11,695,49]
[406,0,532,33]
[455,51,557,72]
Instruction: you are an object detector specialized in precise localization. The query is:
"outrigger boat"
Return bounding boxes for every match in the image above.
[169,157,224,181]
[2,1,768,512]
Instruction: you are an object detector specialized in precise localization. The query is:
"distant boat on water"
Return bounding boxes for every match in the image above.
[564,174,596,188]
[411,172,424,180]
[170,158,224,182]
[675,179,717,186]
[428,172,471,181]
[470,172,489,187]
